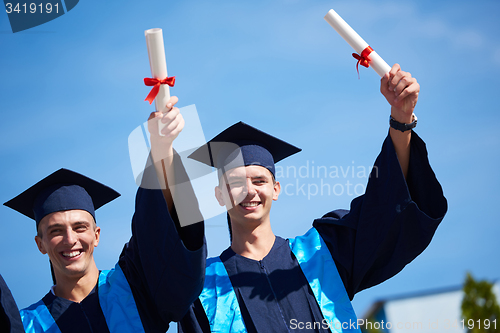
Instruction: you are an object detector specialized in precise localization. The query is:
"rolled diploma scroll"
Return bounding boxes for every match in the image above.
[324,9,391,77]
[145,28,170,136]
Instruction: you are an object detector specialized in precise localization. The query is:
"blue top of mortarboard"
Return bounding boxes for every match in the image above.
[188,122,301,177]
[3,168,120,229]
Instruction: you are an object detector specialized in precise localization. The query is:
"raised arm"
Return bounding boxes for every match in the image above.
[314,67,446,299]
[314,131,447,299]
[380,64,420,179]
[147,96,204,250]
[118,97,206,332]
[147,96,184,211]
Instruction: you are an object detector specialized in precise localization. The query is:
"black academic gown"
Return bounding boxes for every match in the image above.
[0,274,24,333]
[179,132,447,333]
[27,158,207,333]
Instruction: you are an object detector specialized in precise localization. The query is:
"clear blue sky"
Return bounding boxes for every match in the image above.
[1,0,499,331]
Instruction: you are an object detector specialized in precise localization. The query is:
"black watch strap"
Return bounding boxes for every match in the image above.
[390,114,417,132]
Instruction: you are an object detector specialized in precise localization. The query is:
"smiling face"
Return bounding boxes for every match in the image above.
[35,209,100,283]
[215,165,281,227]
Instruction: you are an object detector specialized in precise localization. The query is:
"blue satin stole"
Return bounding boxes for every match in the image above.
[20,263,145,333]
[199,227,361,332]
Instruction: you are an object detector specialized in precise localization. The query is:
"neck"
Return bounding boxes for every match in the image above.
[53,262,100,303]
[230,219,275,261]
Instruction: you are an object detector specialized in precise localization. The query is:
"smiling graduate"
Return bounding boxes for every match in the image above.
[179,65,448,333]
[4,97,206,333]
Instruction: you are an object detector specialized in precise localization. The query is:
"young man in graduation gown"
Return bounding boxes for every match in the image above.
[4,97,206,333]
[179,64,448,333]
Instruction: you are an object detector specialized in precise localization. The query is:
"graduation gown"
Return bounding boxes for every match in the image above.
[0,274,24,333]
[179,132,447,333]
[21,159,207,333]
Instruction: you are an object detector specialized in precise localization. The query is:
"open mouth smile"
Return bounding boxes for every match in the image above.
[61,250,83,259]
[239,201,261,209]
[240,202,259,207]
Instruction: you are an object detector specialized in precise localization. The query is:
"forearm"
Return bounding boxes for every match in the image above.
[383,62,418,180]
[389,104,412,179]
[150,144,175,212]
[147,96,183,212]
[149,145,205,249]
[389,128,410,178]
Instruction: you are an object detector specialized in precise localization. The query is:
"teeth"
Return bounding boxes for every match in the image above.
[62,251,81,258]
[241,202,259,207]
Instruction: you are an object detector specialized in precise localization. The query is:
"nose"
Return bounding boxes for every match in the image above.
[245,179,257,196]
[62,228,77,246]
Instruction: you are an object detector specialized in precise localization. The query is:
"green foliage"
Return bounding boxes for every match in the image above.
[360,314,384,333]
[461,272,500,333]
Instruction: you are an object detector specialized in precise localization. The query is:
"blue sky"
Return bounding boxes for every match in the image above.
[1,0,499,331]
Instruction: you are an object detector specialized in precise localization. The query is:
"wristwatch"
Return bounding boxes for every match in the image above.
[390,113,417,132]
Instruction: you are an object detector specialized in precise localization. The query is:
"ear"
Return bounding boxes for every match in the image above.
[35,235,47,255]
[93,226,101,247]
[273,181,281,201]
[214,186,226,207]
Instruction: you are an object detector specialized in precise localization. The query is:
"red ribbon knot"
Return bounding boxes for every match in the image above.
[352,46,373,78]
[144,76,176,104]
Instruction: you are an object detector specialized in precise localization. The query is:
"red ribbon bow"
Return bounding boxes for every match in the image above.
[144,76,176,104]
[352,46,373,78]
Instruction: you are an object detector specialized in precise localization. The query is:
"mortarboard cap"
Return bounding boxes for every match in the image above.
[3,168,120,229]
[188,122,301,178]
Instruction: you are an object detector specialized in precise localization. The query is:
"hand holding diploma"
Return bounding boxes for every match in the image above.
[323,9,418,176]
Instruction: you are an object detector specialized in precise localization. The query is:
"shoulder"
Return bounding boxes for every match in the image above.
[206,256,222,267]
[22,292,53,313]
[318,209,350,220]
[20,295,51,328]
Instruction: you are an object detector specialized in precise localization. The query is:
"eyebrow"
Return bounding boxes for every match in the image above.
[226,174,270,182]
[73,221,91,227]
[46,223,64,231]
[46,221,91,230]
[250,176,269,182]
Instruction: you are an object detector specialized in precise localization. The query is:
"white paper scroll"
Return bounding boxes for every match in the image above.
[324,9,391,77]
[145,28,170,135]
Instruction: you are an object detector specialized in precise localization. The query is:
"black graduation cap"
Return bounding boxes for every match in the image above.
[188,122,301,178]
[3,168,120,229]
